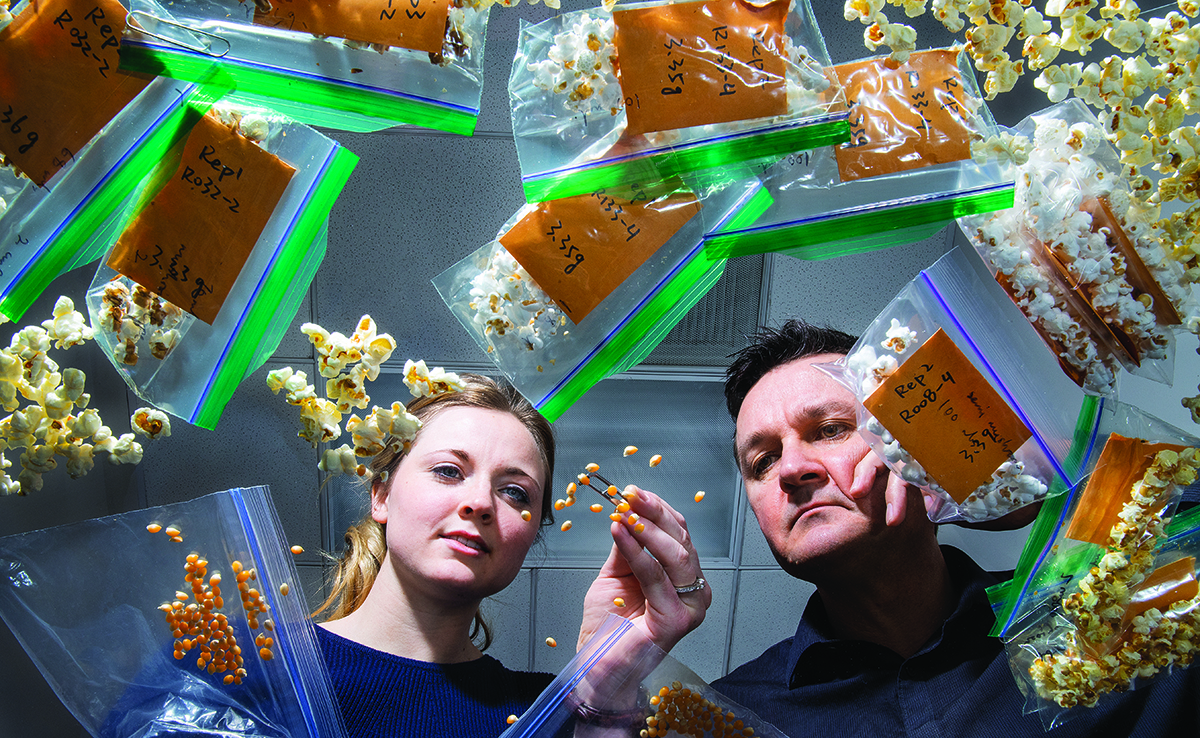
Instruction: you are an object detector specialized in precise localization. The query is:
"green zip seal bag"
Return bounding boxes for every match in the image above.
[84,102,359,431]
[508,0,848,204]
[704,46,1015,261]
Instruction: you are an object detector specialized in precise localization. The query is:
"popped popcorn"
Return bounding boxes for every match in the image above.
[465,241,566,357]
[272,317,457,475]
[131,407,172,441]
[1028,448,1200,708]
[92,278,189,367]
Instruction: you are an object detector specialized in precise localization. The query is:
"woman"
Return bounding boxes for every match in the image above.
[314,374,709,737]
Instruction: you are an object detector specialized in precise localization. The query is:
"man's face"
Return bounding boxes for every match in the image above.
[734,354,890,580]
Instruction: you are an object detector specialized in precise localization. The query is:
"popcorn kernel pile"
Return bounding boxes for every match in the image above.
[1029,448,1200,708]
[643,681,757,738]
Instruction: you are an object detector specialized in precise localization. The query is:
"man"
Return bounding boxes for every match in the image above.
[711,319,1198,736]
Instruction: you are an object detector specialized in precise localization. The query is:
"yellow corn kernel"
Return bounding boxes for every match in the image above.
[577,474,590,486]
[290,545,304,555]
[279,583,289,596]
[561,521,573,531]
[606,485,619,496]
[521,510,533,522]
[624,446,638,456]
[545,637,557,647]
[566,482,577,495]
[565,495,576,507]
[616,501,631,514]
[634,523,645,533]
[649,454,663,467]
[614,597,625,607]
[507,715,518,725]
[590,503,604,513]
[627,514,639,525]
[610,512,623,522]
[554,499,566,511]
[585,462,600,473]
[694,491,706,502]
[147,523,163,534]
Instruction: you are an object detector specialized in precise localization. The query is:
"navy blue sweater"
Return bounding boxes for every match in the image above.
[317,626,554,738]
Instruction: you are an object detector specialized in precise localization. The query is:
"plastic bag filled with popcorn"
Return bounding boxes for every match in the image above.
[502,612,790,738]
[1000,427,1200,730]
[121,0,549,135]
[508,0,848,203]
[818,246,1104,524]
[0,59,230,322]
[705,46,1016,260]
[433,178,758,421]
[0,486,347,738]
[960,99,1196,395]
[86,103,358,430]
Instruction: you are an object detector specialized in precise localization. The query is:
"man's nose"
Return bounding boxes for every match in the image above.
[777,440,826,492]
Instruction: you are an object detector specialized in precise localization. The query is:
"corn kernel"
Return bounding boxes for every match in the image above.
[694,491,706,502]
[290,545,304,555]
[147,523,163,534]
[610,512,623,522]
[634,523,645,533]
[614,597,625,607]
[585,462,600,473]
[507,715,518,725]
[545,637,557,647]
[577,474,590,486]
[521,510,533,522]
[624,446,638,456]
[649,454,663,467]
[566,482,577,495]
[554,499,566,511]
[279,583,290,596]
[565,495,576,507]
[561,521,573,531]
[590,503,604,513]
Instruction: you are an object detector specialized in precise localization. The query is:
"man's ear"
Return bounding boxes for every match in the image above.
[370,477,389,525]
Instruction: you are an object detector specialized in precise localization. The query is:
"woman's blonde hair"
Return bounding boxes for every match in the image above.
[313,374,555,651]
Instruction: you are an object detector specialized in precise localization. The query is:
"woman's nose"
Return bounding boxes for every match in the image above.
[458,480,495,521]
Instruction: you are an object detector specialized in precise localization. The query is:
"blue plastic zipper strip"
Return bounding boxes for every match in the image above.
[124,39,480,116]
[535,184,760,408]
[510,618,635,735]
[918,268,1075,486]
[0,83,197,302]
[230,487,323,738]
[523,113,849,183]
[708,180,1015,238]
[189,143,338,424]
[997,399,1105,636]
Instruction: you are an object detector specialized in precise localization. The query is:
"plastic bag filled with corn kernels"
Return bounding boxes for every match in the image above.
[959,99,1197,397]
[0,486,346,738]
[502,612,790,738]
[1000,423,1200,731]
[508,0,847,204]
[704,46,1016,262]
[818,246,1109,524]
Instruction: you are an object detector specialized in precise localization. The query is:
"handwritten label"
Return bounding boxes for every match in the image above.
[864,328,1033,503]
[1065,433,1191,545]
[833,49,972,182]
[107,113,296,324]
[499,187,701,324]
[254,0,450,55]
[614,0,787,137]
[0,0,151,186]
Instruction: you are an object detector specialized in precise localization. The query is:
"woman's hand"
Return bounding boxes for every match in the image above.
[577,486,710,654]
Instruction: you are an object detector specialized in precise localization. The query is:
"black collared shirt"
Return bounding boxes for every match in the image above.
[713,546,1200,737]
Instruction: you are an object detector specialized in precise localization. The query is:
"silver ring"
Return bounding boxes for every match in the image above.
[673,577,706,594]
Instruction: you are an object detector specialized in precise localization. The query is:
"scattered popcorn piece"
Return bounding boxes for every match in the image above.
[131,407,171,441]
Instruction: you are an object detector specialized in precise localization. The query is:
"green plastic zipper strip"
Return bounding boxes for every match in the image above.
[120,44,478,137]
[537,254,726,423]
[0,84,226,321]
[522,118,850,204]
[702,185,775,260]
[705,184,1015,260]
[988,394,1103,637]
[1165,498,1200,539]
[192,146,359,429]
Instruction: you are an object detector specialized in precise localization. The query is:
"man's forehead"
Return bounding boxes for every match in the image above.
[736,355,855,433]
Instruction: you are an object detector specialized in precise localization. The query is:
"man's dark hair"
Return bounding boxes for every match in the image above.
[724,320,857,420]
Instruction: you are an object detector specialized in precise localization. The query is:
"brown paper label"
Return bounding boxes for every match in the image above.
[107,113,296,324]
[0,0,152,186]
[499,188,702,324]
[254,0,450,55]
[863,328,1033,503]
[834,48,972,182]
[1065,433,1190,546]
[614,0,787,137]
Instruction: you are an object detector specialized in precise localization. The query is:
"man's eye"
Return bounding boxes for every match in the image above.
[818,423,853,440]
[749,454,777,479]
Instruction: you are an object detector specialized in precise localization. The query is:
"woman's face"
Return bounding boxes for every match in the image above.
[371,405,546,605]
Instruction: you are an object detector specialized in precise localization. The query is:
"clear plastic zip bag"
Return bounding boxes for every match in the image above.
[433,178,760,420]
[997,427,1200,730]
[704,46,1015,261]
[821,245,1106,524]
[508,0,848,203]
[959,98,1193,396]
[0,30,230,321]
[0,485,347,738]
[85,102,358,430]
[504,613,789,738]
[120,0,502,135]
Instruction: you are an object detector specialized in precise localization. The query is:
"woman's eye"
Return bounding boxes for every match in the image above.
[501,485,531,505]
[433,464,462,481]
